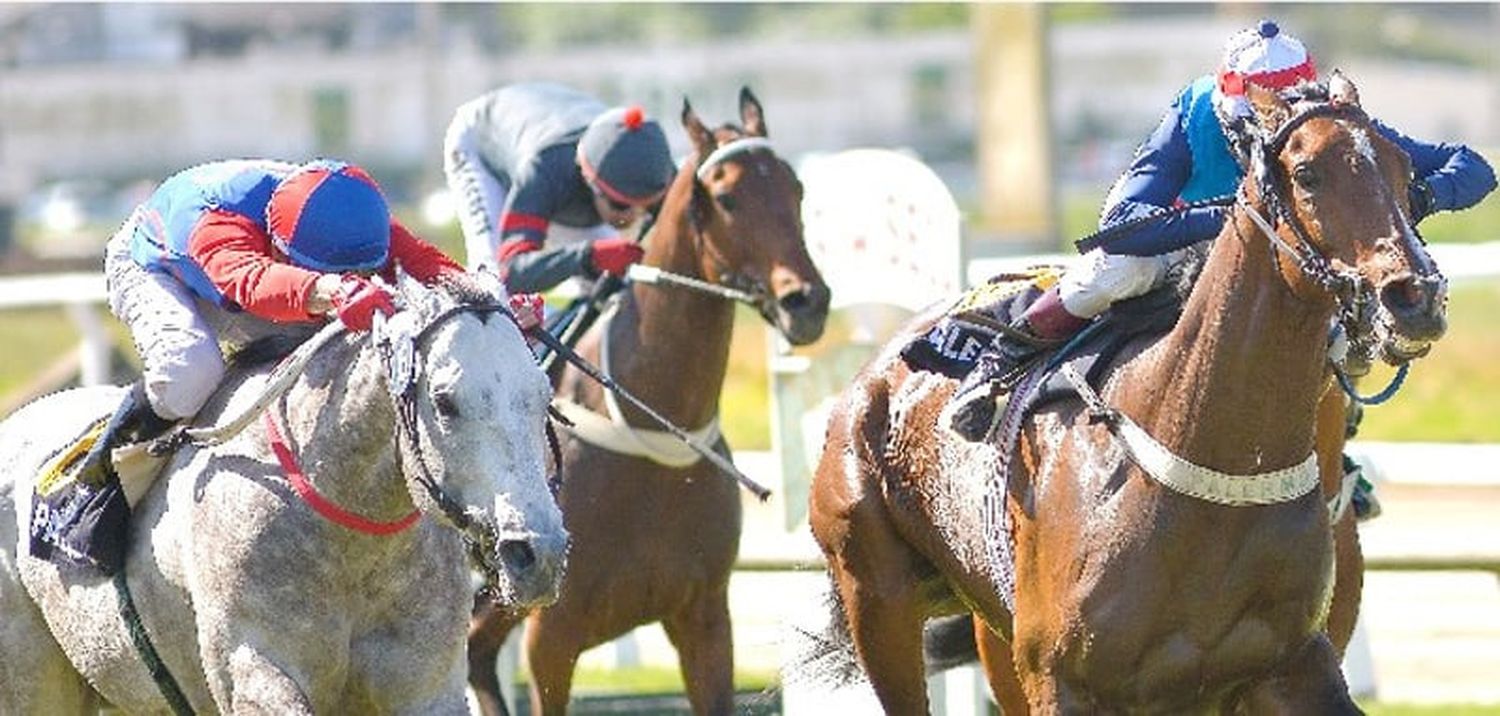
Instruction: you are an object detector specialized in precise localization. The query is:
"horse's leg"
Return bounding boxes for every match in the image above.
[1327,513,1364,657]
[1,481,98,714]
[468,602,526,716]
[1235,634,1361,714]
[811,394,931,713]
[223,647,317,714]
[0,572,99,714]
[973,618,1029,715]
[522,610,583,716]
[662,585,735,715]
[827,542,930,714]
[1315,383,1363,657]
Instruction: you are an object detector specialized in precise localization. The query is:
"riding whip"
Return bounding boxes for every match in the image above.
[537,211,659,377]
[527,326,773,501]
[1073,194,1235,254]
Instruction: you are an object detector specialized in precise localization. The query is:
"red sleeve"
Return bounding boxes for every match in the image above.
[388,221,464,284]
[187,210,322,323]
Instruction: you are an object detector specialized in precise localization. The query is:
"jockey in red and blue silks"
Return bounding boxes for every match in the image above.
[442,82,676,293]
[78,159,465,486]
[947,20,1498,467]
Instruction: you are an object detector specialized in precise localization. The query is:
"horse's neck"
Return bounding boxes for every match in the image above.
[1121,211,1335,472]
[278,339,412,522]
[607,200,736,428]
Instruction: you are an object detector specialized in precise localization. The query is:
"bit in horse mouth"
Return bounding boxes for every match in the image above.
[1381,334,1432,364]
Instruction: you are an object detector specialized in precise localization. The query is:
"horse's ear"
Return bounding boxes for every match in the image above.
[1246,83,1293,134]
[681,97,716,156]
[1328,69,1361,108]
[739,86,767,138]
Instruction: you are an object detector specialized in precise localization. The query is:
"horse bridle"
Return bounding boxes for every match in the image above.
[1233,99,1444,373]
[657,135,786,324]
[382,301,563,534]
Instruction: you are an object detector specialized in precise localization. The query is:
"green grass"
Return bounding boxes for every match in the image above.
[1360,704,1500,716]
[1358,281,1500,442]
[518,664,779,696]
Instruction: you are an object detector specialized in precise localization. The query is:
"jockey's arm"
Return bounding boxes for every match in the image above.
[493,183,597,294]
[1098,95,1230,257]
[387,221,464,283]
[1372,118,1498,216]
[188,210,324,322]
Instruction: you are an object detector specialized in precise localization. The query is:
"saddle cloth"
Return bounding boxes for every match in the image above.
[29,414,168,575]
[899,266,1063,378]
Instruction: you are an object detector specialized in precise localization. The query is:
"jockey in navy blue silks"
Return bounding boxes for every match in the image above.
[946,20,1498,484]
[442,82,676,293]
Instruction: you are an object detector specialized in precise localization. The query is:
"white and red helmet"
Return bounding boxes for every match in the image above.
[1214,20,1317,119]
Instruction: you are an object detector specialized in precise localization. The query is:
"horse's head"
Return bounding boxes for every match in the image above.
[679,87,831,345]
[1242,72,1446,369]
[381,275,567,608]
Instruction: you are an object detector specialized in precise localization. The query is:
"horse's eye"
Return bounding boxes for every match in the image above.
[434,392,461,419]
[1292,165,1320,190]
[715,193,737,213]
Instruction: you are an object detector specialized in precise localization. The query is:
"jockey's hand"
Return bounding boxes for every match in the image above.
[508,293,545,333]
[588,237,644,276]
[1408,177,1435,224]
[331,274,396,332]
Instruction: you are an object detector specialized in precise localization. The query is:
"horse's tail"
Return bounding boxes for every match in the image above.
[783,579,984,689]
[782,576,866,689]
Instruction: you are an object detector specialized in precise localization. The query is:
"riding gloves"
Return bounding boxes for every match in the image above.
[588,237,644,276]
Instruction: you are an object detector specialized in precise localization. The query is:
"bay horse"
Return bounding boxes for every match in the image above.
[467,88,830,715]
[808,73,1441,712]
[0,277,567,713]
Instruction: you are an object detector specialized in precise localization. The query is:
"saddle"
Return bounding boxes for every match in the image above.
[28,335,305,575]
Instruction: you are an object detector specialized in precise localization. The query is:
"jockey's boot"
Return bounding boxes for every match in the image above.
[72,382,176,488]
[948,288,1089,442]
[1346,454,1382,522]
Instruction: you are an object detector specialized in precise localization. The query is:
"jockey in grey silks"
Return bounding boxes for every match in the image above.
[443,82,676,293]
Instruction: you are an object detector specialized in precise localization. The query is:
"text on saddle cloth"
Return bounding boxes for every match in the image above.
[29,414,170,576]
[899,266,1064,379]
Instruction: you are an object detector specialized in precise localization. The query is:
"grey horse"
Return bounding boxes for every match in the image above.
[0,277,568,713]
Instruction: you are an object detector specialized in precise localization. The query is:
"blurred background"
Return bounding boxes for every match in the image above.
[2,3,1497,714]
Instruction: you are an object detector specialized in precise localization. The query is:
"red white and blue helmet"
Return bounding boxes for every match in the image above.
[267,159,391,272]
[1214,20,1318,119]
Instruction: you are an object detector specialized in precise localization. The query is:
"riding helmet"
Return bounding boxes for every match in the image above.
[576,106,674,206]
[267,159,391,273]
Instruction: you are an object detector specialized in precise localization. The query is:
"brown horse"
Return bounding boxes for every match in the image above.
[808,74,1441,713]
[468,88,830,716]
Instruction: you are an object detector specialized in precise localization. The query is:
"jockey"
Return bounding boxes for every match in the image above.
[949,20,1497,517]
[443,82,676,292]
[76,159,466,487]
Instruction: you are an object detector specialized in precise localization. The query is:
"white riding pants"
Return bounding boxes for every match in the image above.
[443,119,615,273]
[104,222,225,420]
[1057,247,1190,319]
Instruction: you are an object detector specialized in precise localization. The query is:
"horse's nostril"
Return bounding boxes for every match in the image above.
[499,540,537,573]
[1381,277,1423,313]
[779,287,814,313]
